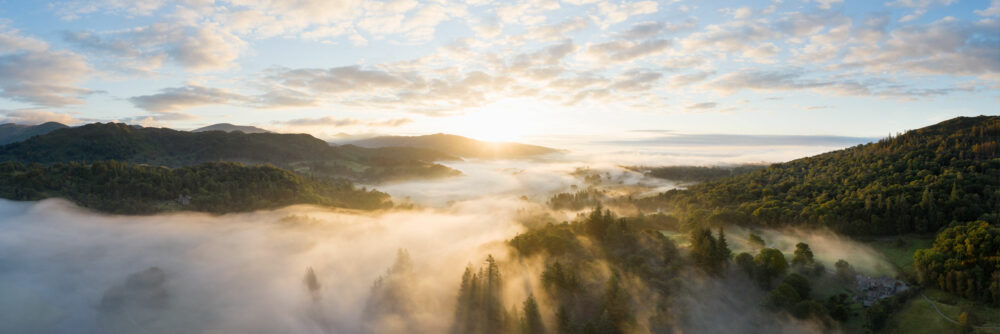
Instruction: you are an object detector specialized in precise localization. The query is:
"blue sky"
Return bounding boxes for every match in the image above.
[0,0,997,142]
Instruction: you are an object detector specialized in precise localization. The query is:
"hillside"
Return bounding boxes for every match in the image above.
[638,115,1000,235]
[351,133,561,159]
[0,123,459,183]
[0,122,68,145]
[192,123,271,133]
[0,161,392,214]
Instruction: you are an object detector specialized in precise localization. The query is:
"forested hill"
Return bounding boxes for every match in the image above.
[0,122,67,145]
[350,133,561,159]
[0,161,392,214]
[0,123,459,182]
[639,115,1000,235]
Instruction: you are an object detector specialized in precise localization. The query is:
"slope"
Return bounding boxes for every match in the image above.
[0,122,68,145]
[639,115,1000,235]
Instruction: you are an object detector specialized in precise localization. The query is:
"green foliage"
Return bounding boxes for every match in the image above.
[913,221,1000,305]
[510,223,583,257]
[791,242,815,267]
[548,189,602,211]
[753,248,789,288]
[629,164,766,183]
[0,161,391,213]
[507,207,681,334]
[689,227,731,275]
[639,116,1000,235]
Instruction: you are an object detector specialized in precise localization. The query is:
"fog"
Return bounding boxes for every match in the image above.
[0,197,530,333]
[0,142,890,333]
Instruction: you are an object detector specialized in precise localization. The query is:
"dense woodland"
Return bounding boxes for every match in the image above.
[0,123,460,183]
[638,116,1000,236]
[0,161,391,214]
[914,221,1000,305]
[627,165,766,184]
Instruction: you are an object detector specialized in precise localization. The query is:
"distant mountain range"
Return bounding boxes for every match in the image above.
[351,133,561,159]
[0,123,459,183]
[192,123,270,133]
[0,122,68,145]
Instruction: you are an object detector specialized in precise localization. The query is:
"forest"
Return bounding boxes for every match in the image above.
[0,161,392,213]
[637,116,1000,236]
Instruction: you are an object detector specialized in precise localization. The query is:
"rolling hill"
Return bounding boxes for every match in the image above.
[192,123,271,133]
[351,133,561,159]
[0,122,68,145]
[0,123,460,183]
[639,115,1000,235]
[0,161,391,214]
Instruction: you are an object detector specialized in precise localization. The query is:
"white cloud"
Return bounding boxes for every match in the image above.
[0,27,92,107]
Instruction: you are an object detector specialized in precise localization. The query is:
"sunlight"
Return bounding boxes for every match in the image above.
[448,99,542,142]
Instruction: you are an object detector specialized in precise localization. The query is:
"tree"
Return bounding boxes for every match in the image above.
[835,259,856,283]
[521,294,545,334]
[602,273,632,332]
[754,248,789,288]
[748,233,765,250]
[791,242,814,267]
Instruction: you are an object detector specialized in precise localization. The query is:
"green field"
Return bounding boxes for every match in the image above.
[861,234,935,277]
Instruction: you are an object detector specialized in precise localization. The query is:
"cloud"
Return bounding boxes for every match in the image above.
[128,85,250,119]
[0,109,80,124]
[976,0,1000,17]
[586,39,671,63]
[278,116,362,127]
[669,71,714,87]
[64,23,245,72]
[277,116,413,128]
[686,102,718,110]
[0,28,92,107]
[840,18,1000,76]
[593,1,658,29]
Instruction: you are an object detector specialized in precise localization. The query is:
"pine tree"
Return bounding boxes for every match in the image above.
[521,294,545,334]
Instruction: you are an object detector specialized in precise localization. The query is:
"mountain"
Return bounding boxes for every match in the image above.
[0,122,68,145]
[351,133,561,159]
[638,115,1000,236]
[0,123,460,183]
[192,123,271,133]
[0,161,391,214]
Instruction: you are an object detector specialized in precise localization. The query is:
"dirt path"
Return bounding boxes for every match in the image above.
[921,293,1000,331]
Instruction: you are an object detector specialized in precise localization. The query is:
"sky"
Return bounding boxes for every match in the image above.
[0,0,997,143]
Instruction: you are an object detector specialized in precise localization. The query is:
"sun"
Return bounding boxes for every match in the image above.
[448,99,542,142]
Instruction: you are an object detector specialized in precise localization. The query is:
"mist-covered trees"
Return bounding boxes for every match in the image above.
[689,228,731,275]
[913,221,1000,305]
[0,161,392,213]
[505,206,681,333]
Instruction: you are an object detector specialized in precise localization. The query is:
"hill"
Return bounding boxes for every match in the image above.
[638,115,1000,235]
[192,123,271,133]
[0,122,68,145]
[0,123,459,183]
[0,161,391,214]
[351,133,561,159]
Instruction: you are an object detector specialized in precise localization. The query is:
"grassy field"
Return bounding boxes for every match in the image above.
[884,295,962,334]
[860,234,935,277]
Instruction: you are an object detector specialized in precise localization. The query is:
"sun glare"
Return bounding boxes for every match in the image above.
[449,100,541,142]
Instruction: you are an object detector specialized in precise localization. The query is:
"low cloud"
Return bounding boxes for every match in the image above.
[603,133,877,147]
[276,116,413,128]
